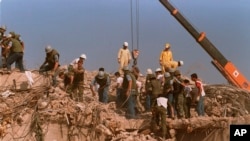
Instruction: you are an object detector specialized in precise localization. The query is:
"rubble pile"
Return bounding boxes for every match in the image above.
[0,70,250,141]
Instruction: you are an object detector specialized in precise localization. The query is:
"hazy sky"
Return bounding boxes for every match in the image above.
[1,0,250,84]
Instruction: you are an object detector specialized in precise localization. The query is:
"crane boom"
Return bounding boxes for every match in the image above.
[159,0,250,91]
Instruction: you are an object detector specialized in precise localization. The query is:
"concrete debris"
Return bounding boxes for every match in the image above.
[0,70,249,141]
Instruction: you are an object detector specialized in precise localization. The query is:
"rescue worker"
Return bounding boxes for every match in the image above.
[39,45,60,87]
[90,69,110,103]
[163,72,175,119]
[191,73,206,116]
[117,42,132,75]
[68,54,86,72]
[151,96,168,140]
[172,70,185,119]
[5,33,25,74]
[72,59,85,102]
[148,74,162,109]
[183,79,192,118]
[159,43,184,72]
[155,68,164,85]
[122,66,137,119]
[9,32,25,69]
[58,70,74,96]
[145,68,153,112]
[131,64,140,80]
[114,71,123,107]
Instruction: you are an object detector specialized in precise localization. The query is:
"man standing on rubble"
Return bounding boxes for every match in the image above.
[5,33,25,74]
[159,43,184,72]
[191,73,205,116]
[122,66,137,119]
[151,95,168,140]
[117,42,132,75]
[72,59,85,102]
[90,68,110,103]
[39,45,60,87]
[173,70,185,119]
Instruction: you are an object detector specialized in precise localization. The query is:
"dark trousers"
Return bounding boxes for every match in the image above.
[6,52,25,71]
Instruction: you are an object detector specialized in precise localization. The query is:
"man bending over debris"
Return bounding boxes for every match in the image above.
[151,95,168,140]
[90,68,110,103]
[39,45,60,87]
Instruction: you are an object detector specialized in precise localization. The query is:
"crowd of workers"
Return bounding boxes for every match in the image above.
[0,25,206,139]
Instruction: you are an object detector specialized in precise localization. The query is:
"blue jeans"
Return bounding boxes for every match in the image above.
[6,52,25,71]
[196,96,205,116]
[145,94,151,111]
[98,86,109,103]
[126,90,136,119]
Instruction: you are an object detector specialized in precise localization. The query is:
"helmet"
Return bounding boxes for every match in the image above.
[45,45,53,53]
[178,60,184,66]
[146,68,153,75]
[165,43,171,49]
[9,31,16,37]
[123,42,128,47]
[155,68,162,72]
[0,25,7,31]
[174,70,181,76]
[6,33,12,38]
[97,71,105,79]
[80,54,87,59]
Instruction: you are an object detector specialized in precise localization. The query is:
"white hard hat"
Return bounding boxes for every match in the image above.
[0,25,6,30]
[179,60,184,66]
[155,68,162,72]
[80,54,87,59]
[6,33,12,38]
[146,68,153,75]
[45,45,53,53]
[123,42,128,47]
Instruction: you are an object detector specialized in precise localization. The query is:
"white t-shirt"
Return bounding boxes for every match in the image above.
[184,86,192,98]
[116,77,123,88]
[156,97,168,109]
[70,58,80,66]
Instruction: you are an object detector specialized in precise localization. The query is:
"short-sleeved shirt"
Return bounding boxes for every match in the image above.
[116,76,123,88]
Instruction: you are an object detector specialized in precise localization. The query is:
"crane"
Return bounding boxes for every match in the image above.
[159,0,250,91]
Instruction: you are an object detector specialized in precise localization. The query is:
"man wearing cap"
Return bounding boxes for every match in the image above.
[159,43,184,72]
[4,33,25,74]
[122,66,137,119]
[39,45,60,86]
[68,54,86,72]
[117,42,132,75]
[90,69,110,103]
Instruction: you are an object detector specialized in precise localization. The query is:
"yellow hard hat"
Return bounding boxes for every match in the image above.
[165,43,171,49]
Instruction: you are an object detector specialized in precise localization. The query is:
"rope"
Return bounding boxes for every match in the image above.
[130,0,140,66]
[130,0,134,51]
